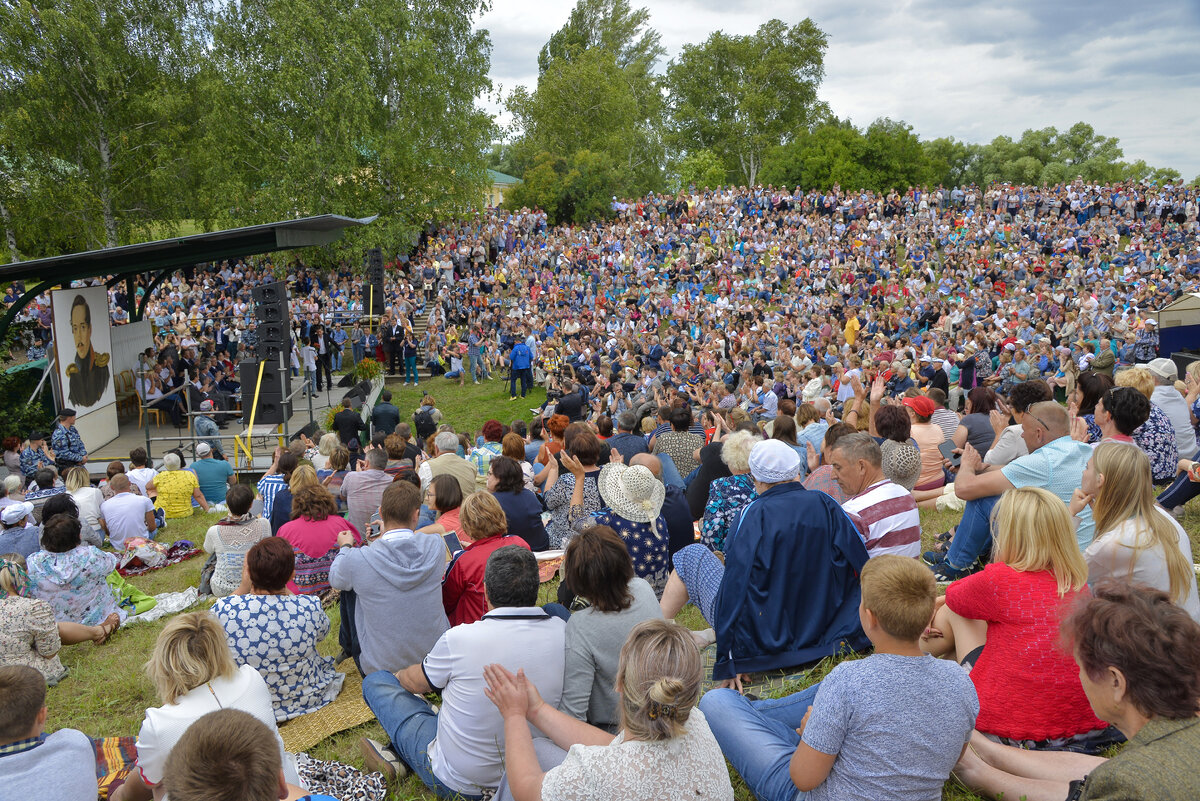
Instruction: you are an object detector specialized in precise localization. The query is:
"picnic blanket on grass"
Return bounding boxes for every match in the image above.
[93,736,137,800]
[279,664,375,753]
[117,540,202,576]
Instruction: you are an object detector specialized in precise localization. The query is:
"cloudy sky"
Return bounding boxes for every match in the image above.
[476,0,1200,179]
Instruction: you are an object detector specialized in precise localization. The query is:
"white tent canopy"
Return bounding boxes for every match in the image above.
[1157,293,1200,329]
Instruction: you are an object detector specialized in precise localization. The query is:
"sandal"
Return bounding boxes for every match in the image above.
[935,527,957,544]
[96,613,120,645]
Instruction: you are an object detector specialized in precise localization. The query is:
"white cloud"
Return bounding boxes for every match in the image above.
[476,0,1200,178]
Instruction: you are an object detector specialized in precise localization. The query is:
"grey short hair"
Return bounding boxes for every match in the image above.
[617,411,638,432]
[434,431,459,454]
[162,452,182,471]
[483,545,539,608]
[832,432,882,468]
[318,432,340,456]
[719,430,758,473]
[4,475,22,497]
[812,397,831,414]
[365,448,388,470]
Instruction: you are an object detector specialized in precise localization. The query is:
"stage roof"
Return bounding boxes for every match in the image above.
[0,214,376,330]
[0,214,376,286]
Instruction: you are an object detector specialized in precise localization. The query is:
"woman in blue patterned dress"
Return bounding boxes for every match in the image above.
[698,431,758,552]
[212,537,344,722]
[27,513,124,627]
[562,453,669,597]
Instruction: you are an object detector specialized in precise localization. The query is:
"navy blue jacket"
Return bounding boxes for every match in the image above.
[712,482,870,680]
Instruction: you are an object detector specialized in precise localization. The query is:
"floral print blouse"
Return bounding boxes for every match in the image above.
[213,593,344,722]
[27,545,123,626]
[700,474,757,553]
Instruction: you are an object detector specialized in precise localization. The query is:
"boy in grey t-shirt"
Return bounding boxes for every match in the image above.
[0,666,97,801]
[701,555,979,801]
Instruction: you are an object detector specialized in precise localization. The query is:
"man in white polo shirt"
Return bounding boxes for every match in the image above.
[99,474,157,550]
[359,546,565,798]
[830,432,921,558]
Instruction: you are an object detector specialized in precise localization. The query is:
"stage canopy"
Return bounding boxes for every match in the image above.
[0,214,376,335]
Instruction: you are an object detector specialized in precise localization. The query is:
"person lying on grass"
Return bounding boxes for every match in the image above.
[700,554,979,801]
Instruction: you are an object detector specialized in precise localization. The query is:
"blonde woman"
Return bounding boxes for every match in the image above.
[111,612,299,801]
[921,487,1117,753]
[483,619,733,801]
[1072,442,1199,620]
[64,467,104,542]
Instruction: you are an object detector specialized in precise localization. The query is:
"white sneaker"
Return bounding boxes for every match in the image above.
[360,737,406,781]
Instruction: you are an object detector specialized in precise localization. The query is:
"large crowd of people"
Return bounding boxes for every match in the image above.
[3,178,1200,801]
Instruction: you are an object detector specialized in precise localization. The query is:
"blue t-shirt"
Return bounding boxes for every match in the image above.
[191,458,234,504]
[1001,435,1095,548]
[803,654,978,801]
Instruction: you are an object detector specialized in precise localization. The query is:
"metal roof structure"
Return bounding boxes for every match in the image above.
[0,214,376,333]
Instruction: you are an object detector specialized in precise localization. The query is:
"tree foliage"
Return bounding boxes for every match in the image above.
[537,0,662,75]
[0,0,207,253]
[666,19,828,187]
[504,0,665,221]
[202,0,496,260]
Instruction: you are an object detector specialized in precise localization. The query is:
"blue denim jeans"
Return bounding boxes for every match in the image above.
[469,352,483,381]
[361,671,482,799]
[352,342,365,364]
[944,493,1001,570]
[698,686,820,801]
[1158,450,1200,509]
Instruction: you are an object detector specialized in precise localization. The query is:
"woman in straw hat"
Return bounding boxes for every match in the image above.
[560,452,668,597]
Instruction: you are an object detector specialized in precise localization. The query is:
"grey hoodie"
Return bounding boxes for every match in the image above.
[329,529,449,674]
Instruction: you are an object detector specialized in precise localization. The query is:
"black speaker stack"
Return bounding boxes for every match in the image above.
[246,281,292,424]
[366,248,385,317]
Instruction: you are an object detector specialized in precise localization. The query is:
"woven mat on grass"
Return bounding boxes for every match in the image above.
[279,664,375,752]
[699,643,816,696]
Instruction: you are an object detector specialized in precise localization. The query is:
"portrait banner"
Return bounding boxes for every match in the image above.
[51,286,116,415]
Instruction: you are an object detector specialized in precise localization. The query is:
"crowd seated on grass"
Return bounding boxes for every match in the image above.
[5,177,1200,800]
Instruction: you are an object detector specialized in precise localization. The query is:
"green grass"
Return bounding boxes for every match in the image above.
[386,375,548,439]
[43,463,1200,801]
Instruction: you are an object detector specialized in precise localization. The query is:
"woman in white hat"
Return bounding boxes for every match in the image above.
[560,452,669,597]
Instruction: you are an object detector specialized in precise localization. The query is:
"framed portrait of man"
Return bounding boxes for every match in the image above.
[51,285,116,414]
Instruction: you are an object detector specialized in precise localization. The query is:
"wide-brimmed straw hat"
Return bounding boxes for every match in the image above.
[598,463,665,524]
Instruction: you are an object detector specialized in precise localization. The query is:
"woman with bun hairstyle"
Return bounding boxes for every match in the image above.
[483,618,733,801]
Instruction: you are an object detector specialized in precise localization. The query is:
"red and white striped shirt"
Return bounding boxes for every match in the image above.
[843,479,921,558]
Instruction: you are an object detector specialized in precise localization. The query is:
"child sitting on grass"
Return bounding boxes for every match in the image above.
[700,554,979,801]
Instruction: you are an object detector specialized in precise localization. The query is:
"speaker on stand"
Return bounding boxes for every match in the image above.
[246,282,293,426]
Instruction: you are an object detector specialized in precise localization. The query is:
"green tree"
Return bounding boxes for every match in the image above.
[537,0,663,75]
[674,149,729,191]
[667,18,828,186]
[507,0,665,214]
[202,0,496,260]
[0,0,207,250]
[922,137,982,187]
[503,149,620,225]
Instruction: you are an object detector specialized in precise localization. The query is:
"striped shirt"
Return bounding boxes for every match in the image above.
[842,479,921,558]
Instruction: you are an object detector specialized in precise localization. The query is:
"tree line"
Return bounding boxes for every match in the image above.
[0,0,496,263]
[500,0,1191,223]
[1,0,1191,261]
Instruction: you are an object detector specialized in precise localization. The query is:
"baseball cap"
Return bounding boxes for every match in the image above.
[1,501,33,526]
[1141,357,1177,382]
[200,399,216,411]
[196,442,212,456]
[902,395,938,417]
